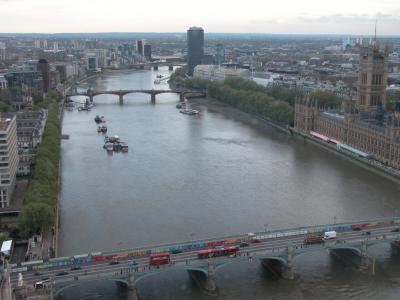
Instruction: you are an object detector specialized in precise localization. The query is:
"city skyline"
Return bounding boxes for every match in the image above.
[0,0,399,35]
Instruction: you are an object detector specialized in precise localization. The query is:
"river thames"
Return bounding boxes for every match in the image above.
[59,68,400,299]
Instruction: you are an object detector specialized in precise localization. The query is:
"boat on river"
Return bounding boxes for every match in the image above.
[94,115,102,123]
[176,103,186,109]
[78,106,90,112]
[97,126,107,133]
[120,143,129,152]
[104,143,114,152]
[180,108,199,115]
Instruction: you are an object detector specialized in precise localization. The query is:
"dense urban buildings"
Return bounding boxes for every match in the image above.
[187,27,204,75]
[294,42,400,168]
[3,110,48,176]
[0,116,18,208]
[194,64,250,80]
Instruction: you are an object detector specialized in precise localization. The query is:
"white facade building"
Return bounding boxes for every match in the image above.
[0,116,18,208]
[193,65,251,81]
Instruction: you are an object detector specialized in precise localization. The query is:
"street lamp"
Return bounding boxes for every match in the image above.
[334,216,337,225]
[190,233,195,242]
[264,224,268,233]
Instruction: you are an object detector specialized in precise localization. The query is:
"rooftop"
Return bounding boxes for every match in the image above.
[0,117,13,131]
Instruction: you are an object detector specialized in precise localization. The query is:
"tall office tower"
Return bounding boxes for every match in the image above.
[0,116,18,208]
[357,42,389,112]
[37,59,50,92]
[136,40,144,56]
[187,27,204,76]
[144,44,152,61]
[34,40,41,49]
[53,41,59,51]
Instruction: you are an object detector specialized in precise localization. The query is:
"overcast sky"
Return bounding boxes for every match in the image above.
[0,0,399,34]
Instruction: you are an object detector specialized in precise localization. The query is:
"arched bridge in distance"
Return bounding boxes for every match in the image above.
[66,89,206,105]
[10,217,400,300]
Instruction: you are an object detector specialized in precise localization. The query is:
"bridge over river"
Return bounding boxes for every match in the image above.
[9,217,400,299]
[66,89,206,105]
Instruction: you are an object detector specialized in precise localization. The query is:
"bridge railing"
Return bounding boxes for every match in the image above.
[97,216,400,257]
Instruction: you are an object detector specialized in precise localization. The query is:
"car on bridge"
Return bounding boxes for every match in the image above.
[56,271,69,276]
[128,260,138,266]
[70,266,82,271]
[109,260,120,265]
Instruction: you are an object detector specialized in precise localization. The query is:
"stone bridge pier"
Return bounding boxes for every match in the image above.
[126,272,139,300]
[151,93,156,104]
[260,248,294,280]
[187,261,218,295]
[119,93,124,105]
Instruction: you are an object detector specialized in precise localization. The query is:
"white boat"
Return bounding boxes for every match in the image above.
[104,143,113,151]
[180,108,199,115]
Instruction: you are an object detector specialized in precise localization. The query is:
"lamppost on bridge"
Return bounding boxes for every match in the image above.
[334,216,337,225]
[264,224,268,233]
[190,233,195,242]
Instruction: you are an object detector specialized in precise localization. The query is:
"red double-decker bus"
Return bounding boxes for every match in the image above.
[149,252,170,266]
[197,246,239,259]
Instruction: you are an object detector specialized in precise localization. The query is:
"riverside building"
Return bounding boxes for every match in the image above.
[294,42,400,169]
[0,116,18,208]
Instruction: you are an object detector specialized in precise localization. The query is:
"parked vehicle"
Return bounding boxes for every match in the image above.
[109,261,119,265]
[56,271,69,276]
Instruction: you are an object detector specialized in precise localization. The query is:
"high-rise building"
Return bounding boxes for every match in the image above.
[0,116,18,208]
[53,41,59,51]
[0,42,6,61]
[86,54,98,71]
[37,59,50,92]
[136,40,144,56]
[34,40,41,49]
[215,44,225,65]
[357,43,389,112]
[187,27,204,76]
[144,44,152,61]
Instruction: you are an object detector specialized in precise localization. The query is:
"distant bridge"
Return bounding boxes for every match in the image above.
[9,217,400,299]
[66,89,206,104]
[110,61,186,71]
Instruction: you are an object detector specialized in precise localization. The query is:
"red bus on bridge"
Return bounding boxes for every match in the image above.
[197,246,239,259]
[149,252,170,266]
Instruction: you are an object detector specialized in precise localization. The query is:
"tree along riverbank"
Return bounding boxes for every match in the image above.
[169,67,341,126]
[18,91,61,237]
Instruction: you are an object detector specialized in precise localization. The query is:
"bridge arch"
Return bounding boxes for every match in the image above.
[329,246,362,256]
[134,266,208,284]
[54,277,132,298]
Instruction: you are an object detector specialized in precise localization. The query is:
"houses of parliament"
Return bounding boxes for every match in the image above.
[294,42,400,169]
